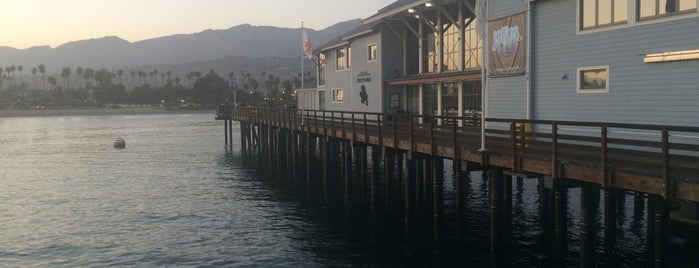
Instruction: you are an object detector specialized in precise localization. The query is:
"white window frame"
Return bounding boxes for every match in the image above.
[368,43,378,62]
[332,88,344,103]
[577,65,610,93]
[577,0,699,35]
[638,0,697,20]
[318,52,326,86]
[336,48,347,71]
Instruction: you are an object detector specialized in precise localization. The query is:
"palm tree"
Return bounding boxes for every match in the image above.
[83,68,95,87]
[31,67,38,89]
[38,64,46,90]
[137,71,147,85]
[148,71,154,86]
[47,76,57,91]
[76,67,84,89]
[17,65,24,86]
[60,67,72,89]
[10,66,16,86]
[130,70,136,88]
[4,66,11,86]
[117,69,124,85]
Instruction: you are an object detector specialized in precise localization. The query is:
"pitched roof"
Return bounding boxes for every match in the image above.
[314,19,383,52]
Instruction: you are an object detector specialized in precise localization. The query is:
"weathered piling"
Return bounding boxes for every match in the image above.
[489,169,504,255]
[580,184,598,268]
[604,188,617,256]
[554,184,568,265]
[654,196,669,268]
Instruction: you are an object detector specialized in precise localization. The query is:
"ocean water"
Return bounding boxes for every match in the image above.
[0,113,697,267]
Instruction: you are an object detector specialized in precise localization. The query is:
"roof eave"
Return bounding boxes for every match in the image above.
[363,0,432,24]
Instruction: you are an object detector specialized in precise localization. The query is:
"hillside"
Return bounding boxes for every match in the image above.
[0,19,361,74]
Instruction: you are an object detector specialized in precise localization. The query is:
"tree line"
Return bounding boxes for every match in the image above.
[0,64,315,110]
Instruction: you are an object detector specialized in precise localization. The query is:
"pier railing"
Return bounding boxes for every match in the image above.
[222,106,699,201]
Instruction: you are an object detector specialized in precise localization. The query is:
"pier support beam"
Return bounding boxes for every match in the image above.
[371,146,381,206]
[433,157,444,233]
[580,184,598,268]
[489,169,504,255]
[604,188,617,258]
[503,175,513,241]
[405,153,416,217]
[229,120,234,146]
[455,160,465,216]
[653,196,669,268]
[554,183,568,266]
[224,119,229,146]
[647,195,656,257]
[343,141,352,200]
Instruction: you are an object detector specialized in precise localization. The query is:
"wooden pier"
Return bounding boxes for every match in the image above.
[217,105,699,267]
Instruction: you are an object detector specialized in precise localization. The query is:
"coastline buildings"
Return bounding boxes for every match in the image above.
[300,0,699,127]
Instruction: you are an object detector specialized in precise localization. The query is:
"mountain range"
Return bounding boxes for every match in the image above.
[0,19,361,75]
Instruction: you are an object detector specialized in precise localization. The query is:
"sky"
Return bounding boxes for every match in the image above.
[0,0,396,49]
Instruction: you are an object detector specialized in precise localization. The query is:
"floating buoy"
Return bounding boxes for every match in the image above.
[114,137,126,148]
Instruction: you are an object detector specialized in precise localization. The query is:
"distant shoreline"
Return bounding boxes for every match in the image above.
[0,107,214,118]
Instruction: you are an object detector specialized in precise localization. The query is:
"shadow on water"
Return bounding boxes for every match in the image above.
[219,144,699,267]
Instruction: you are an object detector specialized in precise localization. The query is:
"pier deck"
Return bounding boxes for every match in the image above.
[219,107,699,202]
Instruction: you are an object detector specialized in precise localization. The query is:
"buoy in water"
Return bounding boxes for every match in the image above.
[114,137,126,148]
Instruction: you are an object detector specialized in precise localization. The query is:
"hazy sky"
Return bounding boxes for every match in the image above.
[0,0,396,49]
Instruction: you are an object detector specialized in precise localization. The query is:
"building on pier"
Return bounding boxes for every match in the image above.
[299,0,484,122]
[488,0,699,127]
[299,0,699,127]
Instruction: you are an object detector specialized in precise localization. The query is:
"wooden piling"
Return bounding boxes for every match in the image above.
[580,185,598,268]
[604,188,617,256]
[371,145,381,206]
[554,184,568,265]
[224,119,229,146]
[654,197,669,268]
[489,169,504,255]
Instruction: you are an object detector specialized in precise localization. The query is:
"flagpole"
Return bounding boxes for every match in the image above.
[300,22,305,126]
[478,0,488,153]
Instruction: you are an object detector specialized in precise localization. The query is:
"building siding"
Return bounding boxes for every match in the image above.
[531,1,699,126]
[486,1,528,119]
[322,32,383,113]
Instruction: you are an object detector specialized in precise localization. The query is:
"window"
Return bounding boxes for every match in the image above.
[577,66,609,93]
[368,44,377,62]
[319,90,326,110]
[581,0,628,29]
[336,47,351,70]
[336,48,346,70]
[318,53,326,86]
[639,0,697,19]
[464,21,482,70]
[332,88,344,103]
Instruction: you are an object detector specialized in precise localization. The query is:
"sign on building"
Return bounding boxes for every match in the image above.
[488,12,526,77]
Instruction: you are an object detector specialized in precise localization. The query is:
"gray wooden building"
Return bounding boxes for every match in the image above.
[299,0,699,127]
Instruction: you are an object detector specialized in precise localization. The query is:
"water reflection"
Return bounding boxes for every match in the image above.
[228,144,699,267]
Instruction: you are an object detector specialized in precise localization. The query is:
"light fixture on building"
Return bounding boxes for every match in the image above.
[408,8,416,13]
[644,49,699,63]
[425,2,433,7]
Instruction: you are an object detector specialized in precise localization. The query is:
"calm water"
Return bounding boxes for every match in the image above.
[1,113,697,267]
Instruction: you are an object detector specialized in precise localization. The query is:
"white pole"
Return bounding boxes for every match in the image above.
[479,0,488,152]
[301,22,306,126]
